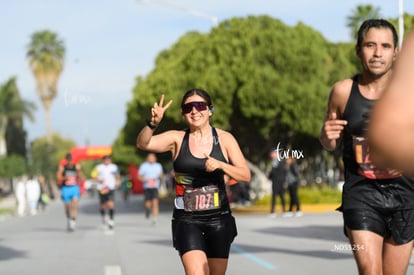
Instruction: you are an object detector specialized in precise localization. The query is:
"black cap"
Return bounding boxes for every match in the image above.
[102,155,110,160]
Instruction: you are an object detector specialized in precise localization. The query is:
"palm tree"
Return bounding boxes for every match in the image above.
[346,5,381,40]
[26,30,65,141]
[0,77,36,156]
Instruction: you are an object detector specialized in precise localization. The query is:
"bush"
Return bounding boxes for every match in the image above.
[0,207,14,215]
[298,185,342,204]
[255,184,342,205]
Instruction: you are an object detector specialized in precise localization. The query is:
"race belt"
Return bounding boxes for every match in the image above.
[183,185,220,212]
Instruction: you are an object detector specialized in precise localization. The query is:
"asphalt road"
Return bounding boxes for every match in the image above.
[1,193,414,275]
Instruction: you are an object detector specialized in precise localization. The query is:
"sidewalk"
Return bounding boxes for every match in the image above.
[0,194,16,209]
[0,194,16,220]
[231,203,340,214]
[0,193,339,217]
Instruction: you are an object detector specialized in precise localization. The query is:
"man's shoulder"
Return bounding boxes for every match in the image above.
[139,162,149,169]
[331,78,353,95]
[329,77,354,112]
[96,163,106,171]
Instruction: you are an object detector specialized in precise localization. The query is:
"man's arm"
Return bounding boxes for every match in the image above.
[56,165,64,186]
[369,31,414,172]
[158,163,164,180]
[137,165,145,182]
[115,166,121,187]
[319,80,349,151]
[76,164,85,182]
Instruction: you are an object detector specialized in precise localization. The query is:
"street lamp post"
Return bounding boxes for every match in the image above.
[398,0,404,49]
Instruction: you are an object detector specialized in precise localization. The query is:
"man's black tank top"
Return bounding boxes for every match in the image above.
[340,75,414,211]
[173,127,231,217]
[62,164,78,186]
[342,74,401,180]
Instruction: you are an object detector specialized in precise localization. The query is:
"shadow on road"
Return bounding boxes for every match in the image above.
[77,193,175,216]
[0,240,27,261]
[256,225,346,242]
[232,242,353,260]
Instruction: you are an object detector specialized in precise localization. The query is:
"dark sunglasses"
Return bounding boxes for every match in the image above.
[181,101,209,114]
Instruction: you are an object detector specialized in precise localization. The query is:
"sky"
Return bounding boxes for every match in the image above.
[1,0,413,147]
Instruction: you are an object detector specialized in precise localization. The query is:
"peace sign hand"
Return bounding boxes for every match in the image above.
[149,94,173,125]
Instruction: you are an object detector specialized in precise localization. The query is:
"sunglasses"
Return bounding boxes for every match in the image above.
[181,101,209,114]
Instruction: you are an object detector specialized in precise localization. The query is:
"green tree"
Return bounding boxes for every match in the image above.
[388,13,414,42]
[403,14,414,33]
[28,134,76,199]
[121,16,357,164]
[6,115,27,158]
[0,154,26,194]
[0,77,36,156]
[346,4,381,39]
[29,134,75,182]
[111,131,141,169]
[26,30,65,141]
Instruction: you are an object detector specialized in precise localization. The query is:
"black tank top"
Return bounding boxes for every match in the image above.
[340,76,414,211]
[173,127,230,216]
[62,164,78,186]
[342,75,401,180]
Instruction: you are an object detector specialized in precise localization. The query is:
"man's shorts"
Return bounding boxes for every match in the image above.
[144,188,159,201]
[343,207,414,244]
[61,185,80,203]
[99,190,114,204]
[340,174,414,244]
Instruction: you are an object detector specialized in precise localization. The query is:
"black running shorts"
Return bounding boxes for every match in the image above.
[340,175,414,244]
[144,188,159,201]
[171,212,237,258]
[343,207,414,244]
[99,190,114,203]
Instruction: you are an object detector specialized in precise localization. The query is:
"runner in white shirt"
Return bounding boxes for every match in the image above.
[93,155,120,229]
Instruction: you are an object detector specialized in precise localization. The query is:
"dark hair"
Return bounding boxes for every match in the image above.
[102,155,111,160]
[181,88,213,110]
[356,19,398,50]
[65,153,72,161]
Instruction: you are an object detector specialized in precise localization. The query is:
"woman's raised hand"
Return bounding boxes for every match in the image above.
[150,94,173,125]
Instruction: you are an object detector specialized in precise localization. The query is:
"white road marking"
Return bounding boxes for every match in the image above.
[104,265,122,275]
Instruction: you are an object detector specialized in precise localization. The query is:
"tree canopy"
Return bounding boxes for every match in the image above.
[29,134,76,180]
[346,4,381,39]
[120,16,357,163]
[0,77,36,156]
[27,30,65,140]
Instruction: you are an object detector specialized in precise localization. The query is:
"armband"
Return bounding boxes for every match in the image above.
[145,118,158,130]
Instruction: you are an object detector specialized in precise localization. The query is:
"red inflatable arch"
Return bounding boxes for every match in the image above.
[59,146,112,165]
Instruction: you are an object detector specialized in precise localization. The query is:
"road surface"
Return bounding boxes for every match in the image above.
[1,193,414,275]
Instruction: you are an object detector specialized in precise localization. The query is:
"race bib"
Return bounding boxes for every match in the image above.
[183,185,220,212]
[353,136,401,179]
[65,175,77,186]
[100,186,110,195]
[147,179,158,188]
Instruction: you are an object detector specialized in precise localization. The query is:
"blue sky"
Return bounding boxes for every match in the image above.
[1,0,412,147]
